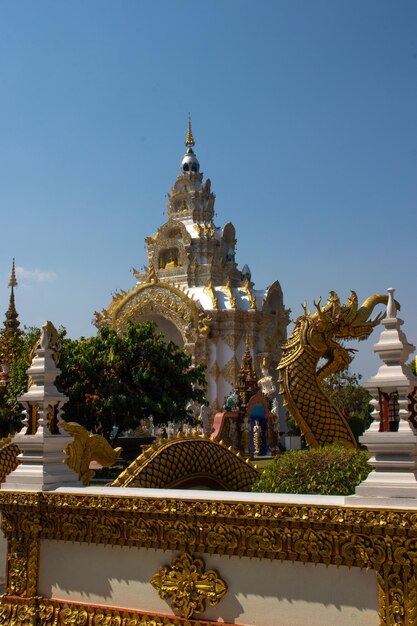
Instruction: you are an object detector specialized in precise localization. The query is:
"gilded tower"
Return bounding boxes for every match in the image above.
[96,118,289,414]
[0,259,22,368]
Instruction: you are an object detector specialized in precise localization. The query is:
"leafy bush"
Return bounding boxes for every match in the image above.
[252,445,371,495]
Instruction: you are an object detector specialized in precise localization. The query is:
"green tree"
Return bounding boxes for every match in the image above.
[0,326,40,437]
[322,369,372,441]
[57,322,206,441]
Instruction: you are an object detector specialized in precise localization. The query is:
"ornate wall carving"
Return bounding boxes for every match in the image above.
[0,491,417,624]
[151,552,227,618]
[0,597,239,626]
[111,283,202,344]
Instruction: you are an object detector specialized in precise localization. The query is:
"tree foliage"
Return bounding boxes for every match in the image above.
[0,327,40,438]
[252,445,371,495]
[57,322,206,441]
[322,368,372,441]
[0,322,206,442]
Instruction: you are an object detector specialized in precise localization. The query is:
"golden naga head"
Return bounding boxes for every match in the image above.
[294,290,399,382]
[310,291,398,341]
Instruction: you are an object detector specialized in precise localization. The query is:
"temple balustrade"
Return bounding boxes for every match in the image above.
[1,486,417,625]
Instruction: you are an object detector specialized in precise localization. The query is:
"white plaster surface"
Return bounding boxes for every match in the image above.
[39,541,378,626]
[51,484,417,510]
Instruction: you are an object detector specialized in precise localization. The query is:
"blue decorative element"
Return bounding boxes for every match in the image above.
[183,163,189,171]
[191,162,199,172]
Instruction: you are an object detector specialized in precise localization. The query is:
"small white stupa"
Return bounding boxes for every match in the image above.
[355,288,417,498]
[1,322,81,491]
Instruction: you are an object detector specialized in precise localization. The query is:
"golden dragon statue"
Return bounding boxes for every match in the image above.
[278,291,392,448]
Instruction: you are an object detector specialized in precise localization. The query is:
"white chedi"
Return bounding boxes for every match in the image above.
[2,322,81,491]
[354,289,417,499]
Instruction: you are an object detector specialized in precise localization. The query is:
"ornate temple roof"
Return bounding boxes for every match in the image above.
[95,120,289,391]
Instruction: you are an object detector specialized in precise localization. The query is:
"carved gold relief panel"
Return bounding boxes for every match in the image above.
[1,492,417,624]
[151,552,227,619]
[0,597,240,626]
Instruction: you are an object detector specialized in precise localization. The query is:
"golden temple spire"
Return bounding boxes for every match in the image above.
[185,113,195,147]
[0,258,22,365]
[8,258,17,289]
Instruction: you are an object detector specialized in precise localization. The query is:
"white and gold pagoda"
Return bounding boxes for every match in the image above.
[95,117,289,414]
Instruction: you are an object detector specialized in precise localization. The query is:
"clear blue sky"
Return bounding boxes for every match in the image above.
[0,1,416,379]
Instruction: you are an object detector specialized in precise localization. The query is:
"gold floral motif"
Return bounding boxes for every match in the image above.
[151,552,227,618]
[4,598,239,626]
[2,509,41,599]
[0,598,37,626]
[377,564,417,625]
[7,540,28,596]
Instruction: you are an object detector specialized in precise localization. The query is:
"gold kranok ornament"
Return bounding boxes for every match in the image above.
[151,552,227,619]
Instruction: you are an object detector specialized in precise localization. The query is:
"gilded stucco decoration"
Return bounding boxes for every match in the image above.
[2,491,417,623]
[151,552,227,619]
[224,278,237,309]
[197,312,211,336]
[218,334,237,353]
[278,291,391,448]
[242,279,256,310]
[154,219,192,245]
[0,503,41,600]
[111,434,259,490]
[204,279,218,309]
[0,598,239,626]
[101,282,207,344]
[221,356,240,385]
[152,238,189,272]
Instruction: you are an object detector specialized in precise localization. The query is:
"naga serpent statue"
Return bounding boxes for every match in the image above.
[278,291,392,448]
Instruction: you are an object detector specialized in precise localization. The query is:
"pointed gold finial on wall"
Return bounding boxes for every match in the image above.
[185,113,195,147]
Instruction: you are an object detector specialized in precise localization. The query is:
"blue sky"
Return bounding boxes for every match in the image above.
[0,1,416,378]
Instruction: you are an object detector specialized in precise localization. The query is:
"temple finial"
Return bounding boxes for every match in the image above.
[8,258,17,289]
[185,113,195,147]
[0,258,21,365]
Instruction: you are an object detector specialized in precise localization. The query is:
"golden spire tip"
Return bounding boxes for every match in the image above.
[185,112,195,147]
[8,258,17,288]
